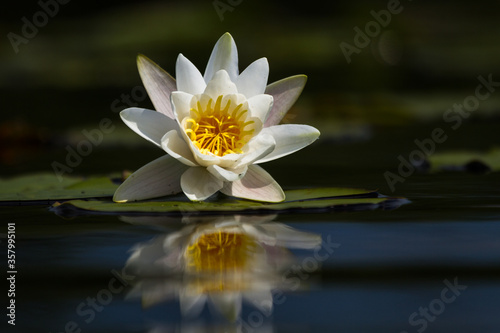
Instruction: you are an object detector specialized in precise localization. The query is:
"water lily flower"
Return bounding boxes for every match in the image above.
[124,215,322,320]
[114,33,319,203]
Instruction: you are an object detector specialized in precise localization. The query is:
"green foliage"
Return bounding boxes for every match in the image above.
[52,188,407,216]
[0,173,119,201]
[0,173,407,215]
[428,148,500,173]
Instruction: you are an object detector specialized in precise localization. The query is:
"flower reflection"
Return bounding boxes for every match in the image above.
[124,215,321,322]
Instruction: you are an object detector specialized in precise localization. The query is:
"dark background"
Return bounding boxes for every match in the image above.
[1,0,499,182]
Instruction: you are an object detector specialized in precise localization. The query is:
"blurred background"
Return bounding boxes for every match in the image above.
[1,0,500,190]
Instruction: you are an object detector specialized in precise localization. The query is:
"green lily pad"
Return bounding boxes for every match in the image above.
[51,188,408,217]
[1,173,408,214]
[0,173,119,203]
[426,148,500,173]
[283,187,378,201]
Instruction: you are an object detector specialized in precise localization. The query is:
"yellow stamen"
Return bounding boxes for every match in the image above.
[184,230,257,273]
[184,95,254,157]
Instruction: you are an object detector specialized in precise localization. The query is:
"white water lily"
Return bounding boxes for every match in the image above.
[114,33,319,203]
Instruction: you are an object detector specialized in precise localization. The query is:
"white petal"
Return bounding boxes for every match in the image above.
[179,292,207,317]
[241,224,278,246]
[246,94,274,123]
[113,155,187,202]
[209,293,242,321]
[216,156,243,169]
[171,91,193,122]
[221,165,285,202]
[243,290,273,316]
[125,235,169,275]
[204,32,238,83]
[260,223,322,249]
[264,75,307,127]
[255,124,320,164]
[207,164,246,182]
[175,54,206,95]
[233,134,275,169]
[137,281,177,308]
[203,70,238,99]
[120,107,178,147]
[137,54,177,118]
[161,130,197,167]
[189,144,222,167]
[180,167,223,201]
[236,58,269,98]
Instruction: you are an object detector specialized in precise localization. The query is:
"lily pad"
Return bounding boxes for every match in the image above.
[0,173,119,203]
[1,173,408,214]
[51,188,408,217]
[425,148,500,173]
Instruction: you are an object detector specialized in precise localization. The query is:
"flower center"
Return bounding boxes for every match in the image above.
[184,95,254,157]
[185,230,257,273]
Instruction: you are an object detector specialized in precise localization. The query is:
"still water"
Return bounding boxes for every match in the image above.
[4,122,500,332]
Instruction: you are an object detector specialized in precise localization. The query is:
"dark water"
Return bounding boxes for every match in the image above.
[3,121,500,333]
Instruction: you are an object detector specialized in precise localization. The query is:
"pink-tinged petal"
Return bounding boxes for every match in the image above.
[137,54,177,118]
[181,167,223,201]
[204,32,239,83]
[161,130,197,167]
[120,107,178,147]
[255,124,320,164]
[264,75,307,127]
[175,54,206,95]
[246,94,273,123]
[221,165,285,202]
[203,70,239,99]
[171,91,194,122]
[236,58,269,98]
[233,134,275,169]
[113,155,187,202]
[207,164,247,182]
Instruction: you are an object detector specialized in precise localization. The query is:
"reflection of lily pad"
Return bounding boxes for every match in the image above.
[426,148,500,173]
[52,188,408,217]
[0,173,119,203]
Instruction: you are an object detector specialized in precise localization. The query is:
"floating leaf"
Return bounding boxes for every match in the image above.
[283,187,378,201]
[1,173,408,214]
[425,148,500,173]
[51,188,408,217]
[0,173,119,203]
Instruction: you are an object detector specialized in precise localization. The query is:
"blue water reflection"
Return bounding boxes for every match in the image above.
[122,215,322,330]
[11,206,500,332]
